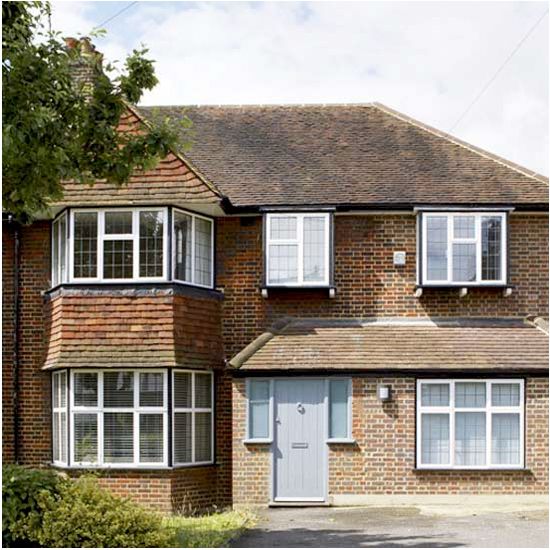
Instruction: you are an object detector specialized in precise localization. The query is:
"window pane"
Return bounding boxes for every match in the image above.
[454,216,475,239]
[103,240,133,279]
[249,402,269,439]
[195,412,212,463]
[139,211,164,278]
[104,211,132,234]
[426,216,448,280]
[250,380,269,402]
[139,414,164,463]
[303,217,326,283]
[194,218,212,286]
[53,371,67,408]
[421,383,450,407]
[59,214,67,283]
[481,217,502,281]
[455,382,486,408]
[268,244,298,284]
[329,380,349,439]
[174,412,192,463]
[452,243,476,282]
[421,414,449,464]
[74,372,98,407]
[53,411,67,463]
[492,413,520,465]
[74,413,98,463]
[52,220,59,286]
[74,212,98,278]
[174,211,192,282]
[270,216,297,239]
[104,372,134,408]
[491,383,520,407]
[455,412,486,466]
[174,372,192,409]
[195,373,212,408]
[139,373,164,407]
[52,412,60,462]
[104,412,134,463]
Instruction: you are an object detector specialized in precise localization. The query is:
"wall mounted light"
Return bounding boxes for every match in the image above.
[377,384,392,402]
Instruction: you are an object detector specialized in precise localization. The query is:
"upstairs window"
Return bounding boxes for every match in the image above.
[265,213,331,286]
[421,212,507,285]
[52,212,68,286]
[68,207,167,282]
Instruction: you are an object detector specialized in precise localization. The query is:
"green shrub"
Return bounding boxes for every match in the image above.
[36,476,172,548]
[2,464,65,547]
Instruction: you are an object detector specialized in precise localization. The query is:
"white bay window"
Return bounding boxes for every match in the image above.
[417,379,524,469]
[421,212,507,285]
[265,213,331,286]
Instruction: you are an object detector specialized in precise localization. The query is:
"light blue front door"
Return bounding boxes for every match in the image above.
[273,379,326,501]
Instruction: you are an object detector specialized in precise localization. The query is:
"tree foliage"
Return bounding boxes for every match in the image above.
[2,1,188,222]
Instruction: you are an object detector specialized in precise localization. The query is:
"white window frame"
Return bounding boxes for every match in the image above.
[421,212,507,285]
[52,370,68,466]
[172,369,215,466]
[172,208,215,289]
[416,379,525,470]
[244,378,274,443]
[68,207,168,283]
[51,212,68,286]
[265,212,331,287]
[69,369,169,468]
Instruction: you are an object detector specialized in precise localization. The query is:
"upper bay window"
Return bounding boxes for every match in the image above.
[51,207,214,288]
[420,212,507,286]
[265,213,331,287]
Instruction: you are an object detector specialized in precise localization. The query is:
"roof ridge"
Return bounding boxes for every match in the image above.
[372,102,548,185]
[139,102,377,109]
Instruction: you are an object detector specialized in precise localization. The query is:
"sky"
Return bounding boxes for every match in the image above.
[50,1,549,176]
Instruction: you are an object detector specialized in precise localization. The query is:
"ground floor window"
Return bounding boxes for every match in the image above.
[416,379,524,469]
[51,368,213,468]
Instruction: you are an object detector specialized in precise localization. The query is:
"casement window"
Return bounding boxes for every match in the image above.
[52,371,68,466]
[51,212,68,286]
[69,208,168,282]
[70,370,169,467]
[246,379,272,441]
[265,213,331,286]
[420,212,507,285]
[416,379,524,469]
[172,209,214,288]
[327,379,352,441]
[172,370,214,465]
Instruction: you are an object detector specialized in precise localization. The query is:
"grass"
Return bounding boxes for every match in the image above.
[163,509,256,548]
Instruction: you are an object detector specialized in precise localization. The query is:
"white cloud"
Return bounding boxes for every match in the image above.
[51,1,548,175]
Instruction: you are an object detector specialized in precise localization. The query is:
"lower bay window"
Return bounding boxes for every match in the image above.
[51,369,213,468]
[416,379,524,469]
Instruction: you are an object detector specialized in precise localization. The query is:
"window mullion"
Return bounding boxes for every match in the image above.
[191,373,196,464]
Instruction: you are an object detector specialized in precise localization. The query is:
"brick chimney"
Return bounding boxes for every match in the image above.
[64,36,103,97]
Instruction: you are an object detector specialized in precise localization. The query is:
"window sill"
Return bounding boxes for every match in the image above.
[326,438,356,444]
[50,462,217,471]
[242,438,273,444]
[416,284,513,289]
[261,286,336,298]
[414,467,529,472]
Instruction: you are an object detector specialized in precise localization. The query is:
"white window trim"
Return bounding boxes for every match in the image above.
[244,378,274,443]
[51,212,68,286]
[68,207,168,283]
[416,379,525,470]
[421,212,507,286]
[69,369,169,468]
[326,378,354,443]
[172,208,215,289]
[172,369,215,466]
[265,212,331,287]
[52,370,68,466]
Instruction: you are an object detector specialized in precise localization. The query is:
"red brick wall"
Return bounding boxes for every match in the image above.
[232,376,549,505]
[217,214,548,358]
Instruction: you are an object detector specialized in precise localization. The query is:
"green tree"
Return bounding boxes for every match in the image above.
[3,1,187,222]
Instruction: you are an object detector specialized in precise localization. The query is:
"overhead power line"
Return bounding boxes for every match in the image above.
[449,9,548,133]
[93,1,138,31]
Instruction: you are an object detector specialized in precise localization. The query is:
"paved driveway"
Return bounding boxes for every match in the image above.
[232,506,549,548]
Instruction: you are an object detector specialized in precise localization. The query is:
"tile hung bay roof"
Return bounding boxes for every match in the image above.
[139,103,548,210]
[230,317,549,373]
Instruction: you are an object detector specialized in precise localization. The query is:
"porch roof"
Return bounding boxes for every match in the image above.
[230,317,549,373]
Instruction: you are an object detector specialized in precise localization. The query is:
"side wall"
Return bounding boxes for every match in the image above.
[232,376,549,505]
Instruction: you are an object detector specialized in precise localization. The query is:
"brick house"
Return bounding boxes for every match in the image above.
[3,89,548,510]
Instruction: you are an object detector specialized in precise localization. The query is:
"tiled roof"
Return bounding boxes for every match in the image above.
[139,103,548,209]
[231,317,549,372]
